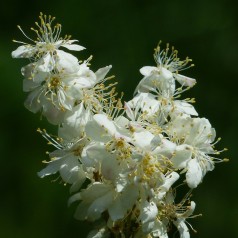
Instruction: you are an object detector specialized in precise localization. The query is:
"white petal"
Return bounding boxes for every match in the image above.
[157,172,179,199]
[68,192,82,205]
[173,101,198,116]
[58,89,73,110]
[56,50,80,73]
[142,221,156,234]
[80,183,112,202]
[37,53,55,72]
[127,93,160,116]
[133,130,155,150]
[152,220,168,238]
[21,64,34,79]
[37,157,62,178]
[108,185,138,221]
[186,159,203,188]
[160,67,173,79]
[153,139,176,158]
[174,219,190,238]
[140,200,158,224]
[94,114,118,136]
[171,145,192,169]
[12,45,35,58]
[82,143,110,168]
[74,201,90,220]
[101,155,119,181]
[124,102,135,121]
[175,74,196,87]
[59,156,80,183]
[107,196,125,221]
[163,172,180,190]
[24,89,42,113]
[115,175,128,192]
[42,103,66,125]
[23,78,39,92]
[114,116,129,128]
[87,228,108,238]
[139,66,158,76]
[71,75,95,89]
[70,168,86,193]
[58,103,86,140]
[95,65,112,82]
[23,65,49,85]
[150,135,162,150]
[62,43,85,51]
[87,191,114,221]
[85,120,111,143]
[185,118,213,146]
[134,73,160,94]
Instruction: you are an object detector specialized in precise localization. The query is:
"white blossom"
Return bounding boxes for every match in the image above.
[168,115,221,188]
[13,16,227,238]
[12,13,85,73]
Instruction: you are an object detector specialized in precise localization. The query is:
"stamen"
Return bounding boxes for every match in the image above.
[154,42,194,73]
[17,25,35,42]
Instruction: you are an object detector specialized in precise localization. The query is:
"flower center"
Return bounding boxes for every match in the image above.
[48,76,61,90]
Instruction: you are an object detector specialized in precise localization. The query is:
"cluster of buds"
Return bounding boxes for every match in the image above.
[13,13,227,238]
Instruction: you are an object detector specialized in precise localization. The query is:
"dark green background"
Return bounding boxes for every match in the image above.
[1,0,237,237]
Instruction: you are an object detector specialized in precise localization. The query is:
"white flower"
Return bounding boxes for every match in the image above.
[58,103,92,141]
[135,67,176,97]
[37,107,90,193]
[173,201,196,238]
[132,46,198,120]
[12,13,85,73]
[22,61,97,124]
[150,220,169,238]
[13,20,226,238]
[126,93,160,117]
[127,91,197,125]
[85,113,131,144]
[169,115,218,188]
[37,129,87,193]
[69,182,138,222]
[139,43,196,88]
[139,200,158,228]
[155,172,180,200]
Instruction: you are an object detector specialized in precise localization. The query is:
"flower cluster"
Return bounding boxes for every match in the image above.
[13,14,227,238]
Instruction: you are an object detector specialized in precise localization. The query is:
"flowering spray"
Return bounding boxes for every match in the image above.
[12,13,228,238]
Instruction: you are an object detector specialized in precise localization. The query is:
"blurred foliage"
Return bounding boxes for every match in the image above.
[1,0,238,237]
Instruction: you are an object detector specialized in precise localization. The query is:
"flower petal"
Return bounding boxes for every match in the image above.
[87,228,109,238]
[139,66,158,76]
[62,42,86,51]
[94,114,118,136]
[56,50,80,73]
[12,45,35,58]
[175,74,196,87]
[95,65,112,82]
[139,200,158,224]
[37,157,62,178]
[38,53,54,72]
[173,101,198,116]
[108,185,138,221]
[186,159,203,188]
[173,219,190,238]
[87,190,114,221]
[152,220,168,238]
[133,130,155,150]
[171,145,192,169]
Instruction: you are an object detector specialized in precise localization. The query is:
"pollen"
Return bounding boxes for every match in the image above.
[49,76,61,89]
[154,42,194,73]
